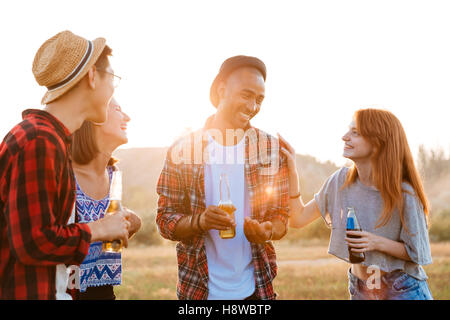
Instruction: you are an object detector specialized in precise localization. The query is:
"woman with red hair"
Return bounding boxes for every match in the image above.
[282,108,433,300]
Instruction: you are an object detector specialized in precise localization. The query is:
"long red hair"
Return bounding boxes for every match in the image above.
[343,108,429,230]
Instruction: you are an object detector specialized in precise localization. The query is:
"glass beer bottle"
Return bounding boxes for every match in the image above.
[218,173,236,239]
[346,207,365,263]
[102,170,124,253]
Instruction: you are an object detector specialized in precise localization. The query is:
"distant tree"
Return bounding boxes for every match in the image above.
[417,144,450,182]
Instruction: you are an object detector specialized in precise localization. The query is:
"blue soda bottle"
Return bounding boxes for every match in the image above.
[346,207,365,263]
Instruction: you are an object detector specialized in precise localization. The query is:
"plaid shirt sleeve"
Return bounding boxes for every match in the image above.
[264,150,290,227]
[156,150,187,241]
[5,137,91,266]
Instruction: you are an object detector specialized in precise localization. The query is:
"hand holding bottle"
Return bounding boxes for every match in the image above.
[198,205,236,231]
[88,209,131,248]
[345,230,382,253]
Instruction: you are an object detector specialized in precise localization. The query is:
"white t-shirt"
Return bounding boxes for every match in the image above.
[55,205,76,300]
[203,134,255,300]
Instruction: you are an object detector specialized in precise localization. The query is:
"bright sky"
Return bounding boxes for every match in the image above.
[1,0,449,166]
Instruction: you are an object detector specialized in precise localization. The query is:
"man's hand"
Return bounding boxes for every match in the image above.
[88,209,131,247]
[199,205,236,231]
[244,217,273,244]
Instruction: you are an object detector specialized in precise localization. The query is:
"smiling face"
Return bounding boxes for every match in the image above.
[216,67,265,129]
[342,120,374,161]
[96,98,131,148]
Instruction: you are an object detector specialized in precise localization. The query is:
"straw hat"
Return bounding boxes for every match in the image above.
[32,30,107,105]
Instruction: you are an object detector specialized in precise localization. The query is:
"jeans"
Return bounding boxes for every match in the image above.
[348,268,433,300]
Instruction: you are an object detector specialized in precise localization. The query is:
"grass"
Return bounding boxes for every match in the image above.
[115,241,450,300]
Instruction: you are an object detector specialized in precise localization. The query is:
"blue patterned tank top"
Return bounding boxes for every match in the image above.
[75,166,122,292]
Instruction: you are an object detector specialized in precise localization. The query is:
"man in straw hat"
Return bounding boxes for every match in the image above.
[0,31,131,300]
[156,55,290,300]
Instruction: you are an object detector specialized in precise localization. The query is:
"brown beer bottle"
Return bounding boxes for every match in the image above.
[102,170,124,253]
[346,207,365,263]
[218,173,236,239]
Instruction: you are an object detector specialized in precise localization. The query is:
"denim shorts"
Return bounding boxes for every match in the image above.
[348,268,433,300]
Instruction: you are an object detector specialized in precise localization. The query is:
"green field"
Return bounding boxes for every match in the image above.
[115,241,450,300]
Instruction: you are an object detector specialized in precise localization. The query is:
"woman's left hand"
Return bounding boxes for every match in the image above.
[345,230,382,253]
[123,207,142,238]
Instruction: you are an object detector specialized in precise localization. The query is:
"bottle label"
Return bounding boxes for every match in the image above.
[347,217,355,230]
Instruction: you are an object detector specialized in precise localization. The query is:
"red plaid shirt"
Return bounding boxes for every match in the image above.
[0,109,91,300]
[156,116,289,300]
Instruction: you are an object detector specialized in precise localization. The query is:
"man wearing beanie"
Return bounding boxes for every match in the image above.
[157,55,290,300]
[0,31,131,300]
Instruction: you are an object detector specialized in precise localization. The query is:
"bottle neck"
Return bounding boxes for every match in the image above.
[220,174,231,202]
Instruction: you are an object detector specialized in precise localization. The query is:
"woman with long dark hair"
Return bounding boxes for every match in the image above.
[281,108,432,300]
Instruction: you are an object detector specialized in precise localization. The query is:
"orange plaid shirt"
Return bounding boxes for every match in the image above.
[156,116,289,300]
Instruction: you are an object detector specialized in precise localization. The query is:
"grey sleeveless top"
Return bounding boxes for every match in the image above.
[314,167,432,280]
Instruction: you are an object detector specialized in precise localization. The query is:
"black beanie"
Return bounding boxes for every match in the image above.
[210,55,267,107]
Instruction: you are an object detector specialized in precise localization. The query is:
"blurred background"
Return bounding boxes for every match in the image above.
[115,145,450,246]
